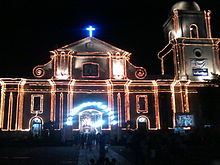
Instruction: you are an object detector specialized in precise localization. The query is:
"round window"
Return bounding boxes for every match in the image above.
[193,48,202,57]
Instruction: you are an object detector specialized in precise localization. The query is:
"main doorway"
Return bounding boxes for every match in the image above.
[30,117,43,136]
[79,109,102,134]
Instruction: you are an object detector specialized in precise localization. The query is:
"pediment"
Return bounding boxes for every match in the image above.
[61,37,127,54]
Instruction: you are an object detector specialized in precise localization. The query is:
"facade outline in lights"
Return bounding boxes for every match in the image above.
[1,1,220,135]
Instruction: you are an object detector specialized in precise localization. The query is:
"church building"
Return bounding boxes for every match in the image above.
[0,1,219,136]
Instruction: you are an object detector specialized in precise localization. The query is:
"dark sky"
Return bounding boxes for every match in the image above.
[1,0,220,78]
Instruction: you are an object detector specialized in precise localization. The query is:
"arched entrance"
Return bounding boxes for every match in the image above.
[30,117,43,136]
[79,109,102,134]
[137,116,149,130]
[67,102,116,130]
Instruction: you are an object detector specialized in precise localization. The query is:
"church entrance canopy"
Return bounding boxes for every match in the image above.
[66,102,116,131]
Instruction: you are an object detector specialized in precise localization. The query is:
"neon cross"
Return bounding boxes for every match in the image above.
[86,25,95,37]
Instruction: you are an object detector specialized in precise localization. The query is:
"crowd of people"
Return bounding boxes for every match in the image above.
[72,132,115,165]
[72,127,220,165]
[0,126,220,165]
[116,127,220,165]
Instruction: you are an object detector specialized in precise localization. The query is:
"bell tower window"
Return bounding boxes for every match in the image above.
[190,24,199,38]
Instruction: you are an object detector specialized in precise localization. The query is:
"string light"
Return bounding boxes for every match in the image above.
[2,8,218,132]
[66,102,116,127]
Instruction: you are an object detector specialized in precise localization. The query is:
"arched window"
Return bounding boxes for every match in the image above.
[190,24,199,38]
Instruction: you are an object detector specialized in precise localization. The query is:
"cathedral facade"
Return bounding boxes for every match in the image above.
[0,1,219,135]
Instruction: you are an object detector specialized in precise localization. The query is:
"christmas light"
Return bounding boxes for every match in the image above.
[66,102,115,127]
[70,102,111,116]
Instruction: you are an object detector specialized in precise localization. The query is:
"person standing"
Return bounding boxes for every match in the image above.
[86,134,93,151]
[80,133,86,149]
[99,133,106,164]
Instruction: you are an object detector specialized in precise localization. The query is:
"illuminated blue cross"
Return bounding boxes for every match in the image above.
[86,25,95,37]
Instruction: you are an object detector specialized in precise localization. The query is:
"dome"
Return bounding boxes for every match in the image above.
[171,1,200,11]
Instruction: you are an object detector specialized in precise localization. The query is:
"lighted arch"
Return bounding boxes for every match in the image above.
[136,115,150,130]
[79,109,102,115]
[67,102,116,126]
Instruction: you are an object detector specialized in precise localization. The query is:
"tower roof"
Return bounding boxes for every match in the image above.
[171,1,200,12]
[60,37,128,54]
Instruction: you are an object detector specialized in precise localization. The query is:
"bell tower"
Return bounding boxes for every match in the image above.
[162,1,220,81]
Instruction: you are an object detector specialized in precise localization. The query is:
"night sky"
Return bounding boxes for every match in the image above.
[1,0,220,78]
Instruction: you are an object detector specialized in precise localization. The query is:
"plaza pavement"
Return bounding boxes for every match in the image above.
[78,145,132,165]
[0,145,132,165]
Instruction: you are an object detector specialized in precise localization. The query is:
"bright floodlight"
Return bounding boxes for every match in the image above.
[66,116,73,126]
[92,120,105,127]
[111,120,117,125]
[138,117,146,123]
